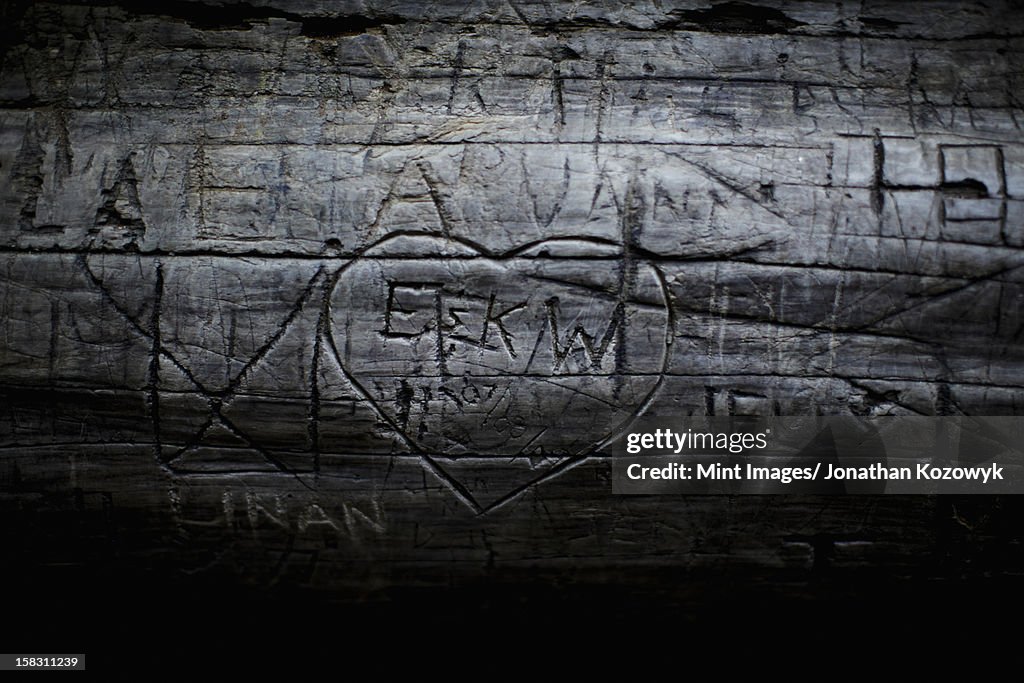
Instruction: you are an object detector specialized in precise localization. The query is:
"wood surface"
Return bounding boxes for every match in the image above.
[1,3,1023,645]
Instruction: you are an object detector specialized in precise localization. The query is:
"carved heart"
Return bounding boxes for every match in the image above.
[329,234,672,480]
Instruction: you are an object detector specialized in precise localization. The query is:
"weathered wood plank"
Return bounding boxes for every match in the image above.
[1,5,1023,648]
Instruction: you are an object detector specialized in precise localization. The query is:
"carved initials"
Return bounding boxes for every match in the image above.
[545,297,624,371]
[381,282,527,364]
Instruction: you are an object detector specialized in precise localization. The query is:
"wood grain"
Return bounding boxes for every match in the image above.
[1,3,1023,629]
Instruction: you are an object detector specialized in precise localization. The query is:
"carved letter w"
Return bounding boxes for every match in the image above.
[544,297,624,371]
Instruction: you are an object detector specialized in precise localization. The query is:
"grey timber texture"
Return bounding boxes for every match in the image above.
[1,0,1023,662]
